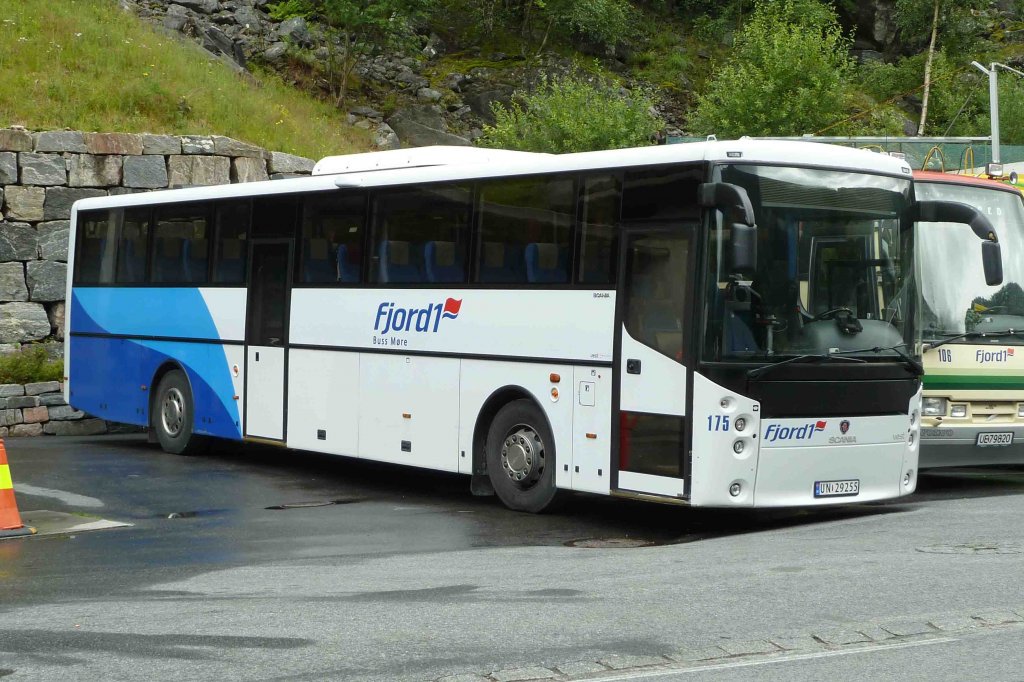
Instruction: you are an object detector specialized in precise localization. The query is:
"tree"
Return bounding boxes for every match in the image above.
[530,0,636,54]
[269,0,430,109]
[689,0,855,138]
[894,0,989,135]
[476,74,663,152]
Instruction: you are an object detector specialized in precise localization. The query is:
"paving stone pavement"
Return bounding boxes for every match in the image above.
[427,609,1024,682]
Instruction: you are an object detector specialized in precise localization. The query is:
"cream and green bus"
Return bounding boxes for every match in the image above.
[918,171,1024,466]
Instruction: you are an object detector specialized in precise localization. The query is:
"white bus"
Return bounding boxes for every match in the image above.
[64,140,1000,511]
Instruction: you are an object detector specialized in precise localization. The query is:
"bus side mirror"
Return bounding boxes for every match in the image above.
[699,182,758,272]
[982,240,1003,286]
[916,199,1003,285]
[699,182,756,226]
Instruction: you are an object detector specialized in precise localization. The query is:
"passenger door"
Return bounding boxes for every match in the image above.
[244,240,292,441]
[614,227,694,498]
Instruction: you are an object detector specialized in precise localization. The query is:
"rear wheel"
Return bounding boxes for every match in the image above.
[485,399,559,513]
[152,369,207,456]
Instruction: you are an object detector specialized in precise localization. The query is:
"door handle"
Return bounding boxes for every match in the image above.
[255,351,260,362]
[626,359,641,374]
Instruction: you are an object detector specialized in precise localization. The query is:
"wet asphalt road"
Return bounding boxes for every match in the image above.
[1,436,1024,681]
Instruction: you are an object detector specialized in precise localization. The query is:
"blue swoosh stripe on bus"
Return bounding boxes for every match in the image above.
[70,289,222,339]
[68,290,241,439]
[69,335,241,439]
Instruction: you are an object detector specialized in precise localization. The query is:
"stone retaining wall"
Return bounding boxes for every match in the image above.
[0,381,106,437]
[0,127,315,434]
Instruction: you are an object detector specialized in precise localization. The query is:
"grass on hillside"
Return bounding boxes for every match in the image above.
[0,0,371,159]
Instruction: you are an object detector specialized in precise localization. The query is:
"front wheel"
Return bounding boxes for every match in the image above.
[485,399,559,513]
[152,369,207,456]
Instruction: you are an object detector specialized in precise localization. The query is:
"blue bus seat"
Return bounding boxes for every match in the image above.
[726,310,758,353]
[478,241,524,283]
[304,238,335,282]
[379,240,420,283]
[216,238,245,282]
[711,287,759,353]
[183,238,208,282]
[424,240,463,283]
[118,237,144,281]
[525,243,568,283]
[154,238,186,282]
[336,244,359,282]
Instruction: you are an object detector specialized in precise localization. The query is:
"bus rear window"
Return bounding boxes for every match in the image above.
[75,210,118,284]
[116,209,151,283]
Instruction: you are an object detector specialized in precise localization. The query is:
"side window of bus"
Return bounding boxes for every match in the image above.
[578,176,619,285]
[369,185,471,284]
[116,209,151,283]
[152,203,209,284]
[621,166,701,222]
[212,200,250,284]
[477,176,574,284]
[301,192,365,284]
[75,210,118,284]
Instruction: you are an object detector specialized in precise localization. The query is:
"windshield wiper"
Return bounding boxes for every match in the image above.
[832,343,924,377]
[924,329,1022,351]
[747,353,866,380]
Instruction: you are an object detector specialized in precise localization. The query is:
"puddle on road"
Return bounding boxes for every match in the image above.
[264,497,365,510]
[566,537,659,549]
[916,542,1022,555]
[162,509,229,520]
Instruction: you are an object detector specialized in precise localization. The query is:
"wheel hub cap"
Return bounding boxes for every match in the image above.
[161,387,185,437]
[501,427,545,487]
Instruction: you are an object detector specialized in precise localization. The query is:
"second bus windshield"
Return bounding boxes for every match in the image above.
[917,182,1024,342]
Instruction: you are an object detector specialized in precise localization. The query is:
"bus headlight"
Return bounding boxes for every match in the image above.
[922,397,947,416]
[734,417,746,432]
[732,440,744,454]
[950,404,968,418]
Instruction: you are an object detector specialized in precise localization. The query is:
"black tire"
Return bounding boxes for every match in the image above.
[152,369,207,456]
[485,399,560,513]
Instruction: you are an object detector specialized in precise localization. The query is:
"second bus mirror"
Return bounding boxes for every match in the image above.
[731,223,757,273]
[982,240,1004,286]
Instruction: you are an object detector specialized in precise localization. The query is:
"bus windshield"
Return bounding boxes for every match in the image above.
[916,182,1024,343]
[704,164,915,362]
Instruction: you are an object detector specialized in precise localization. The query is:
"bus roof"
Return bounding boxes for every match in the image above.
[72,139,913,213]
[913,169,1023,195]
[311,146,547,175]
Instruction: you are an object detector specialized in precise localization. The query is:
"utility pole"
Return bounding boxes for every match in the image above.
[971,60,1024,168]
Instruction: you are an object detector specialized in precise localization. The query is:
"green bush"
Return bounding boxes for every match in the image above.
[477,73,663,152]
[689,0,856,137]
[0,346,63,385]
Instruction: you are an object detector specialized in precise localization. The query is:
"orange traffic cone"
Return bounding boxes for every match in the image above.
[0,439,35,539]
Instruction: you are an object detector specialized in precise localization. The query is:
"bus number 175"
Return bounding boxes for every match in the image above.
[707,415,730,431]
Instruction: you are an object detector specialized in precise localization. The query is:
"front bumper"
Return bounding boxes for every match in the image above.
[920,425,1024,467]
